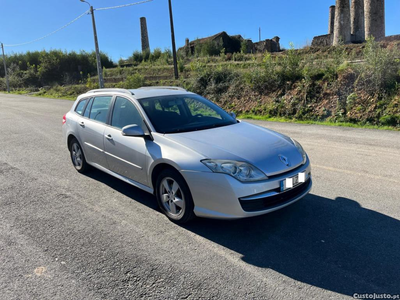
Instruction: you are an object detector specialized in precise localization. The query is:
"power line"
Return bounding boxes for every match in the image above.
[3,0,153,48]
[4,10,89,47]
[96,0,153,11]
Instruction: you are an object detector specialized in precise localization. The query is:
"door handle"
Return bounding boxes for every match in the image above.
[79,121,85,127]
[105,134,113,140]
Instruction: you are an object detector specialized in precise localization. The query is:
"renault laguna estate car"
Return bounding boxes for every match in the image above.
[62,87,312,223]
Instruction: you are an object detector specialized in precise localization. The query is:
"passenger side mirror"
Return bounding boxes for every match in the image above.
[229,112,237,120]
[121,124,145,137]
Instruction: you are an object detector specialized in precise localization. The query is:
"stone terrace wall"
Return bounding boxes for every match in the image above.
[312,34,333,47]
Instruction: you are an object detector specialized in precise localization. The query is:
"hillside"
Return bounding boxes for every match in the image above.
[1,39,400,128]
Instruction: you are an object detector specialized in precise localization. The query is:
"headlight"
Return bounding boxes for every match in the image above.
[292,139,307,164]
[201,159,268,182]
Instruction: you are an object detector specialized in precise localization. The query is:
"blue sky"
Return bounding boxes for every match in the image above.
[1,0,399,61]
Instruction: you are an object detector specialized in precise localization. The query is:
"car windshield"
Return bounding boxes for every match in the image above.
[138,94,237,134]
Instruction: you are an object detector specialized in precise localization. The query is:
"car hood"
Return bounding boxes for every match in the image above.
[164,121,305,176]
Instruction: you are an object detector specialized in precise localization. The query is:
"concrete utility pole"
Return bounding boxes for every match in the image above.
[1,43,10,93]
[81,0,104,88]
[168,0,179,80]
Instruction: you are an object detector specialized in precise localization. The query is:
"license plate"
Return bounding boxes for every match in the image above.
[280,172,306,191]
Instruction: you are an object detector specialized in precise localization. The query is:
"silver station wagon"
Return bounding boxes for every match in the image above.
[62,87,312,223]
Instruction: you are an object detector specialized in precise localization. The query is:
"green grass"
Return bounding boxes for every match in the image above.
[2,90,76,100]
[3,90,31,95]
[33,93,76,101]
[239,114,400,131]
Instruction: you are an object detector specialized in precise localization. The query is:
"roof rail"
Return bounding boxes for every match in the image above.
[138,86,187,92]
[87,88,134,95]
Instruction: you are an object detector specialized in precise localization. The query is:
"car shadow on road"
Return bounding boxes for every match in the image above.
[82,169,400,296]
[182,194,400,296]
[83,169,159,211]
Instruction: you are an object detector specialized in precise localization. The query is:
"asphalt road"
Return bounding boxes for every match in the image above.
[0,93,399,300]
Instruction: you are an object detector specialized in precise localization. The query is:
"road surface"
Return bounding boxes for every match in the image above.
[0,93,399,299]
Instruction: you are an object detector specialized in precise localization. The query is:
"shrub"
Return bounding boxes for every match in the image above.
[232,52,245,61]
[355,38,399,95]
[195,40,222,57]
[116,74,145,89]
[151,48,162,61]
[191,66,239,96]
[241,39,248,54]
[143,49,150,62]
[277,43,302,83]
[131,51,143,64]
[178,60,185,73]
[379,114,400,126]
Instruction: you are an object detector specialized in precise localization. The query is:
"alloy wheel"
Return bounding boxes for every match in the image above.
[71,142,83,169]
[159,177,185,217]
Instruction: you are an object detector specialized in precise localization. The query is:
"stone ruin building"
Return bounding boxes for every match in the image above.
[179,32,281,56]
[312,0,389,47]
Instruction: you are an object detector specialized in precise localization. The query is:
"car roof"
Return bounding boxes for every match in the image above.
[81,87,193,100]
[130,88,193,100]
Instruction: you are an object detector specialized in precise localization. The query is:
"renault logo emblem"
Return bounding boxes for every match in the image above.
[279,155,290,167]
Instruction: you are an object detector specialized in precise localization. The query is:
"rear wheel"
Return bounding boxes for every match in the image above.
[155,169,195,224]
[69,138,89,173]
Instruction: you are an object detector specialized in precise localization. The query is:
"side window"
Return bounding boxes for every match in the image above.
[88,96,112,124]
[111,97,144,130]
[83,98,93,118]
[75,98,88,115]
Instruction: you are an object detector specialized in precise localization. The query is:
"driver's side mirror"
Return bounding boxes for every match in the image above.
[229,112,237,120]
[122,124,145,137]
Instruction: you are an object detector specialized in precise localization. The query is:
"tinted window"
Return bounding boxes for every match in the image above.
[88,96,112,124]
[83,98,93,118]
[111,97,144,130]
[139,95,236,133]
[186,98,222,119]
[75,99,88,115]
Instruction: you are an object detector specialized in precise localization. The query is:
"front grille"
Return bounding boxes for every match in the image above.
[267,163,304,179]
[239,178,311,212]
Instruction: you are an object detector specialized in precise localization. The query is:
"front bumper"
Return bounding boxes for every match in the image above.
[181,160,312,219]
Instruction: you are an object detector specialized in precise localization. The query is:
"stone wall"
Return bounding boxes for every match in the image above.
[382,35,400,43]
[253,38,280,53]
[179,32,280,55]
[312,34,333,47]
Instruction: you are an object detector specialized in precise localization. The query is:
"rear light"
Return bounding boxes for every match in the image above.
[62,114,66,125]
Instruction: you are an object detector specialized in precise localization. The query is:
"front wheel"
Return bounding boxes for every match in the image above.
[155,169,195,224]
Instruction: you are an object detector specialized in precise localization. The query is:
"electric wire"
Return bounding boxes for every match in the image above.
[4,10,89,47]
[3,0,152,48]
[96,0,153,11]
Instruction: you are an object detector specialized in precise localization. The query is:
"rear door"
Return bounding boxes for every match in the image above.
[103,96,149,185]
[78,95,113,167]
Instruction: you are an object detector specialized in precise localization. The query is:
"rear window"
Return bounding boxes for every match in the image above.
[75,99,88,115]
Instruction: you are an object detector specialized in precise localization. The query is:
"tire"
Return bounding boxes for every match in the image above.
[155,169,195,224]
[69,138,90,173]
